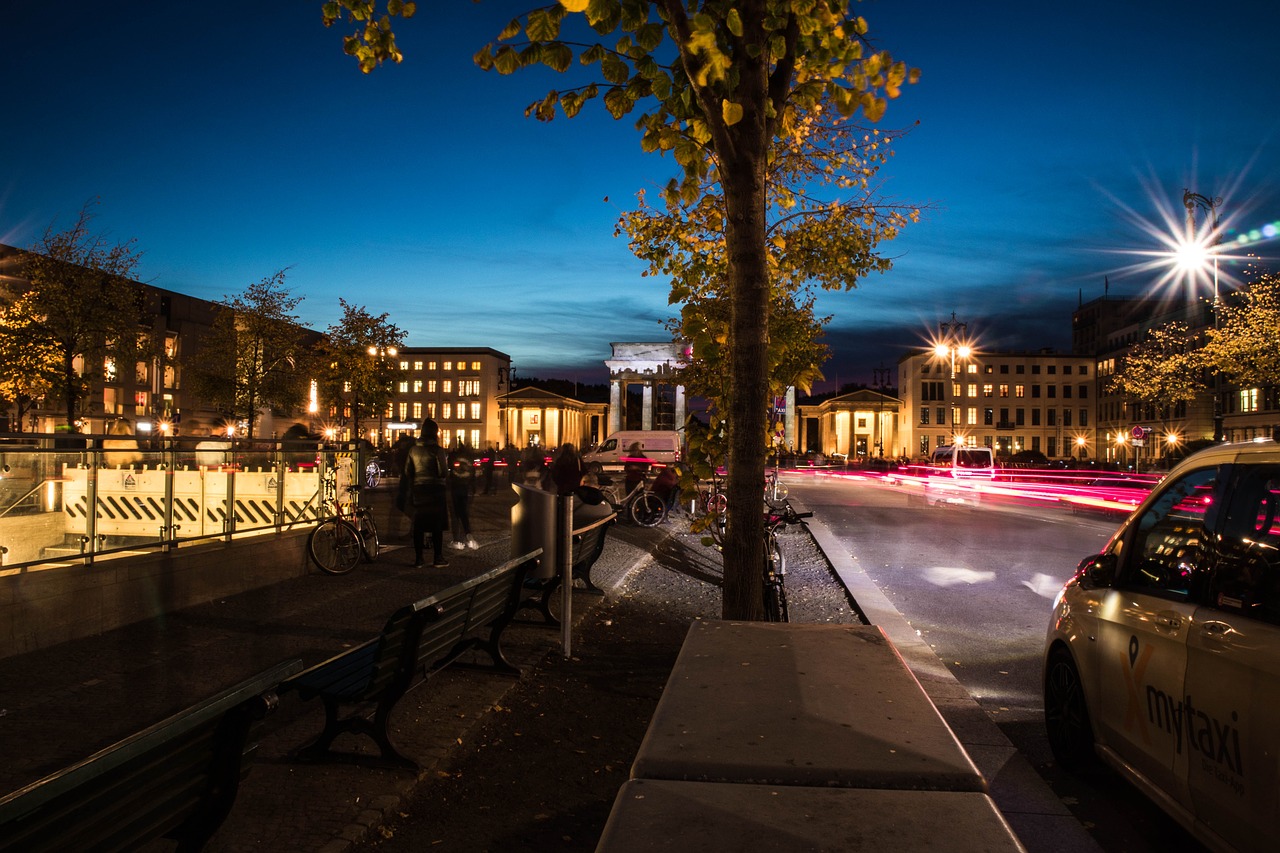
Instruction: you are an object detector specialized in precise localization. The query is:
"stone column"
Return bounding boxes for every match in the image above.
[609,379,623,434]
[641,383,653,430]
[674,385,686,431]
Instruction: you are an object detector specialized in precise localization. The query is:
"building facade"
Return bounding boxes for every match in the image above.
[382,347,511,450]
[795,389,902,460]
[497,386,608,450]
[898,349,1098,461]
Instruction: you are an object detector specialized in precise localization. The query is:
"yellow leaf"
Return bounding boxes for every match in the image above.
[559,0,589,11]
[722,100,743,125]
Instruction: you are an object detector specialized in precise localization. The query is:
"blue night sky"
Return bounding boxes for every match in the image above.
[4,1,1278,393]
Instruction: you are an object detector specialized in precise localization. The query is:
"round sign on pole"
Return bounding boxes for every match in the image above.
[1131,425,1146,439]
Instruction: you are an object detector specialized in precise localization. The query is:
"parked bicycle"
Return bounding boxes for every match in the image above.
[364,459,383,490]
[762,499,812,623]
[309,468,379,575]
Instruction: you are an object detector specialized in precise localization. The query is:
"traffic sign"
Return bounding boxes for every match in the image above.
[1131,425,1149,439]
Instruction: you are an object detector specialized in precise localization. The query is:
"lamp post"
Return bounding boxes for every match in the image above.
[366,345,398,448]
[872,364,892,458]
[932,313,972,445]
[1182,188,1223,442]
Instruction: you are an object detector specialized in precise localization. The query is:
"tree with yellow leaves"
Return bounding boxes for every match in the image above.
[322,0,917,619]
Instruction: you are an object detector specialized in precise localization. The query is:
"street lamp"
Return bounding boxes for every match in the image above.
[931,313,973,446]
[366,345,398,448]
[1182,188,1224,442]
[872,364,892,458]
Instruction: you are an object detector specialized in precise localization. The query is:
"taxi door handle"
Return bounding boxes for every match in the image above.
[1200,621,1231,638]
[1155,612,1182,632]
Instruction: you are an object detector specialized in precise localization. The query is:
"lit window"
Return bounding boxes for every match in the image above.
[471,361,481,371]
[470,402,480,420]
[398,403,407,420]
[443,361,453,371]
[967,384,977,398]
[412,402,422,419]
[428,380,437,393]
[443,403,452,419]
[967,364,978,374]
[398,381,409,393]
[399,360,409,371]
[428,361,437,371]
[999,384,1009,398]
[427,403,436,418]
[1241,388,1259,413]
[1015,385,1025,398]
[413,380,422,393]
[414,361,423,371]
[967,407,977,425]
[982,384,993,397]
[443,380,453,393]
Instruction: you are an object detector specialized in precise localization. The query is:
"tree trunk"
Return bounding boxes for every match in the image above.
[719,100,771,619]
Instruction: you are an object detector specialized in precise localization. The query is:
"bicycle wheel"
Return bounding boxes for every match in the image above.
[763,536,789,622]
[630,491,667,527]
[365,460,381,490]
[309,518,362,575]
[355,511,380,562]
[704,490,727,516]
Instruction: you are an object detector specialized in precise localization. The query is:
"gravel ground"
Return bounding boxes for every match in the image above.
[351,516,864,852]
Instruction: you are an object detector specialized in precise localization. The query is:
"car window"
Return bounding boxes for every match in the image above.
[1124,465,1221,599]
[1207,467,1280,625]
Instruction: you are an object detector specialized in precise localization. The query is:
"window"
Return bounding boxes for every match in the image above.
[398,360,409,371]
[1063,385,1072,399]
[1032,409,1041,426]
[470,429,480,447]
[412,402,422,419]
[1048,386,1057,399]
[1079,385,1088,399]
[1032,365,1041,375]
[920,407,931,425]
[1015,384,1025,398]
[428,361,437,370]
[1016,365,1025,374]
[1063,365,1072,375]
[1127,465,1220,598]
[398,381,409,393]
[967,383,978,398]
[999,407,1009,424]
[443,361,453,371]
[1000,364,1009,374]
[1031,385,1041,398]
[398,403,408,420]
[413,380,423,393]
[428,380,437,393]
[443,380,453,393]
[1079,409,1088,426]
[1016,408,1025,426]
[1047,437,1057,457]
[1208,467,1280,624]
[920,436,931,455]
[104,357,118,383]
[922,381,944,401]
[1047,409,1057,426]
[937,407,946,425]
[967,364,978,375]
[1080,365,1089,376]
[1048,365,1057,375]
[471,361,481,371]
[1063,409,1072,427]
[470,402,480,420]
[443,402,452,419]
[982,383,993,397]
[966,407,977,425]
[1241,388,1260,413]
[413,361,423,371]
[952,382,961,399]
[999,384,1009,398]
[427,403,437,418]
[984,408,994,425]
[985,365,994,374]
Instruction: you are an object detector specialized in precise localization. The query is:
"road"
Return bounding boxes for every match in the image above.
[787,472,1206,853]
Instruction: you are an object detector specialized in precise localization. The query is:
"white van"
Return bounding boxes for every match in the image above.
[582,430,682,472]
[929,444,996,479]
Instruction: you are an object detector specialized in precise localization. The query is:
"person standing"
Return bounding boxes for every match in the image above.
[399,419,450,568]
[549,443,584,496]
[447,445,478,550]
[480,445,496,494]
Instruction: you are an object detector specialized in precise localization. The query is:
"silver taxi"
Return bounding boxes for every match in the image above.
[1044,439,1280,853]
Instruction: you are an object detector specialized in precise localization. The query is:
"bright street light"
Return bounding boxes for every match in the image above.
[1183,188,1224,441]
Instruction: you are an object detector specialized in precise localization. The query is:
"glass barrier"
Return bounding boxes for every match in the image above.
[0,435,354,575]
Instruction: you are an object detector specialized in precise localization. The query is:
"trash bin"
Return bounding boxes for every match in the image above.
[511,482,558,578]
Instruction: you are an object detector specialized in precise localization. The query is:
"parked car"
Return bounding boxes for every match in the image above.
[1044,439,1280,853]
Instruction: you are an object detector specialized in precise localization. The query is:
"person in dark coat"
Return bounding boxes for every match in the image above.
[447,445,477,550]
[398,419,450,568]
[549,443,584,496]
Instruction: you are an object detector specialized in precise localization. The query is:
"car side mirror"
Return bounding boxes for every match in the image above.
[1075,553,1116,589]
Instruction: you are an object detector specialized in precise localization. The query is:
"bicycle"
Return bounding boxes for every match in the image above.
[364,459,383,490]
[309,470,380,575]
[761,499,813,622]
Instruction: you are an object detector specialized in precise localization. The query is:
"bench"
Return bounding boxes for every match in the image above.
[0,658,303,853]
[517,512,616,626]
[281,549,542,770]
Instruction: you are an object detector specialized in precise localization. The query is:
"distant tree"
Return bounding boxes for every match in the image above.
[1203,272,1280,390]
[0,293,61,431]
[317,300,406,440]
[323,0,916,619]
[1108,321,1206,423]
[15,202,146,428]
[185,272,310,439]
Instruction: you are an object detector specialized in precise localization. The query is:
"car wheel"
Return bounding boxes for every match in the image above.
[1044,645,1098,773]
